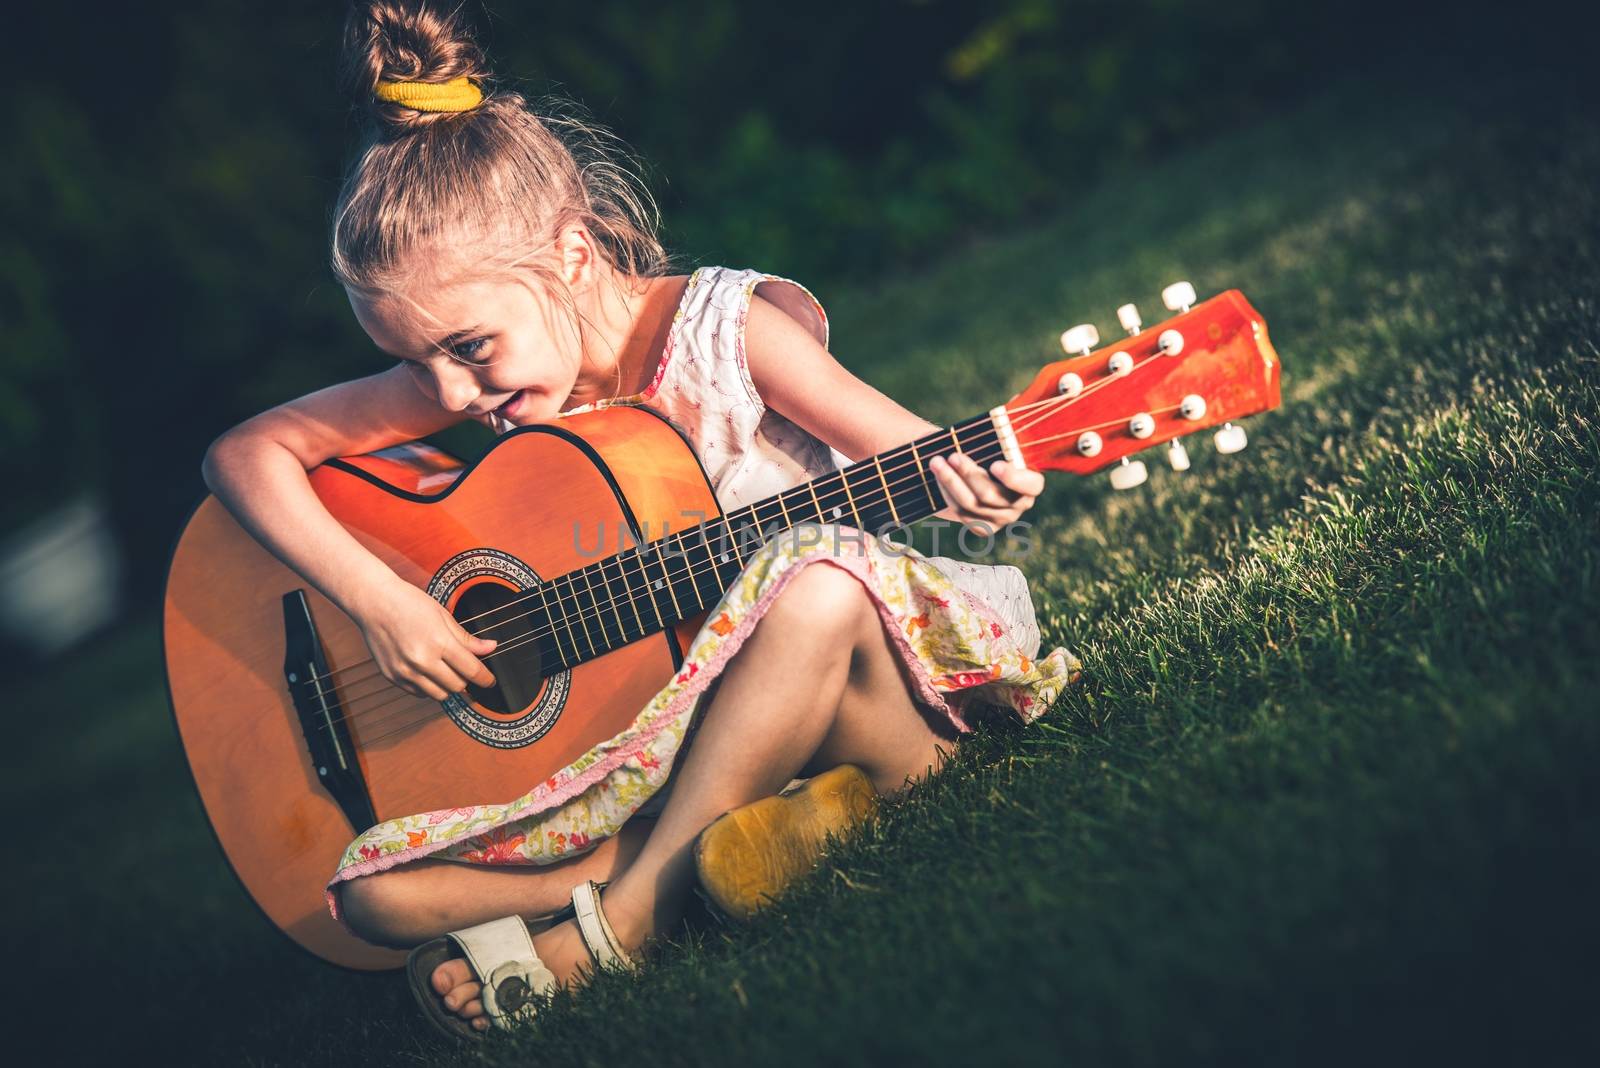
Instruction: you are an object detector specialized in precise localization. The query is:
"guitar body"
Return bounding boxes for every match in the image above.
[164,406,716,970]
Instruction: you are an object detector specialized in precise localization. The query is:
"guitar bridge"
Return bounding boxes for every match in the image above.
[283,590,378,835]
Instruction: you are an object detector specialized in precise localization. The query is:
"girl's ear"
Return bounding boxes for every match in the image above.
[556,225,597,290]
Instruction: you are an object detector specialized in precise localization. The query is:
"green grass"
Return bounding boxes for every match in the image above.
[13,68,1600,1064]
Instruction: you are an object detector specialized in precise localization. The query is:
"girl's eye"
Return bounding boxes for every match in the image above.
[449,337,490,363]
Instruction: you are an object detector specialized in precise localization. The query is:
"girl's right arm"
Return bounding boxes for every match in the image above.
[201,365,497,700]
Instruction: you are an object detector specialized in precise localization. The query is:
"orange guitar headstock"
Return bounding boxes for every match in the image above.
[1003,283,1280,488]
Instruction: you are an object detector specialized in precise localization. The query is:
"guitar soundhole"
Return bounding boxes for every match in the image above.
[454,580,545,716]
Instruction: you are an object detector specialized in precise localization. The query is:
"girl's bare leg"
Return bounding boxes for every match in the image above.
[378,560,954,1030]
[338,817,654,946]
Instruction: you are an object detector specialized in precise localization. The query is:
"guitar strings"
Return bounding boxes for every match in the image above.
[300,349,1154,722]
[302,349,1171,742]
[331,357,1181,747]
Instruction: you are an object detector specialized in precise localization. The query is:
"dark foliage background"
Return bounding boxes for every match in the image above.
[0,0,1578,620]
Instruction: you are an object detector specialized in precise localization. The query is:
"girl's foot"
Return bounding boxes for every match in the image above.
[429,918,596,1032]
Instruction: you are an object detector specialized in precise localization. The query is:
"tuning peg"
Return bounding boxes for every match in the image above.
[1162,281,1196,313]
[1107,351,1134,377]
[1128,412,1155,439]
[1060,323,1100,357]
[1109,457,1148,490]
[1157,329,1185,355]
[1167,439,1191,471]
[1213,423,1248,454]
[1117,303,1142,335]
[1180,394,1207,420]
[1076,431,1103,457]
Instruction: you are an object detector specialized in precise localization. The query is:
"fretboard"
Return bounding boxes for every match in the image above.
[497,412,1005,673]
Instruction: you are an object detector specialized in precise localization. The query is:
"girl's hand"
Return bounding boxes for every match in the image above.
[347,577,498,701]
[929,453,1044,532]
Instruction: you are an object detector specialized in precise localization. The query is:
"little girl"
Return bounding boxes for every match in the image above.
[204,0,1077,1039]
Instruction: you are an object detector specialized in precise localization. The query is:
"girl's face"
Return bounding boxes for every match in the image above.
[349,272,584,427]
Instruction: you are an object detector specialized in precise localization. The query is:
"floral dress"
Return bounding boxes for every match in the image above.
[326,267,1080,915]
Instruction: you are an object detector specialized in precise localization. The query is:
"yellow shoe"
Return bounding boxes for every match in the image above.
[693,764,879,921]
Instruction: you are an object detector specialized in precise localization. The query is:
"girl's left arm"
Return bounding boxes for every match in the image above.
[744,294,1043,530]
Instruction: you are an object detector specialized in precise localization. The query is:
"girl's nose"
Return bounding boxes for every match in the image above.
[430,361,480,412]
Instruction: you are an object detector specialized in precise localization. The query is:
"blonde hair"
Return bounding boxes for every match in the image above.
[330,0,669,308]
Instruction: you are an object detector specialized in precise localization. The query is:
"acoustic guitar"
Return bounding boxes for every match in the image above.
[164,283,1280,970]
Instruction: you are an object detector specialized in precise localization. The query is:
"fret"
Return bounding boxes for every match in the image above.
[802,479,823,526]
[692,537,724,614]
[576,565,611,650]
[682,537,721,615]
[774,489,793,530]
[565,573,598,658]
[871,453,900,527]
[667,530,711,615]
[552,573,590,661]
[652,540,684,620]
[627,545,666,631]
[748,500,783,548]
[837,467,864,529]
[595,559,630,642]
[722,511,755,564]
[699,517,741,581]
[719,515,746,569]
[601,556,640,639]
[909,439,942,513]
[949,425,964,458]
[591,564,621,649]
[534,582,573,668]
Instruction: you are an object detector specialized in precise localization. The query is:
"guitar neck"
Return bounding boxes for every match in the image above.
[511,287,1282,674]
[525,411,1006,672]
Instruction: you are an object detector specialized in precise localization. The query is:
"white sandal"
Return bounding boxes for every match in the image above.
[405,880,632,1041]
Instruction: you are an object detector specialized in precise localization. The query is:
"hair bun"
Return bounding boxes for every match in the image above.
[342,0,491,129]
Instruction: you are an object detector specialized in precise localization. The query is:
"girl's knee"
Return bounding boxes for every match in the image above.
[772,562,871,631]
[337,872,416,949]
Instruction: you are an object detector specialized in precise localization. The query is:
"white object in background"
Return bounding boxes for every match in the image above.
[1168,439,1192,471]
[1162,281,1197,313]
[1107,351,1134,377]
[1060,323,1100,356]
[1117,303,1142,335]
[1128,412,1156,439]
[1180,394,1207,420]
[1157,329,1185,355]
[1056,372,1084,398]
[1109,457,1149,490]
[1076,431,1103,457]
[1214,423,1249,454]
[0,495,123,657]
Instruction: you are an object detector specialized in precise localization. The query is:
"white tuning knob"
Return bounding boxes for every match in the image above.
[1060,323,1100,356]
[1168,439,1191,471]
[1128,412,1155,439]
[1107,351,1134,377]
[1157,329,1185,355]
[1179,394,1207,420]
[1214,422,1248,454]
[1117,303,1142,335]
[1109,457,1148,490]
[1076,431,1103,457]
[1162,281,1196,313]
[1056,372,1084,398]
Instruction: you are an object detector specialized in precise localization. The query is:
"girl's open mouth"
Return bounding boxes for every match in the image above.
[495,390,527,419]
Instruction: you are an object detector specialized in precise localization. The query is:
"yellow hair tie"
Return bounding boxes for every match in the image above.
[374,75,483,113]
